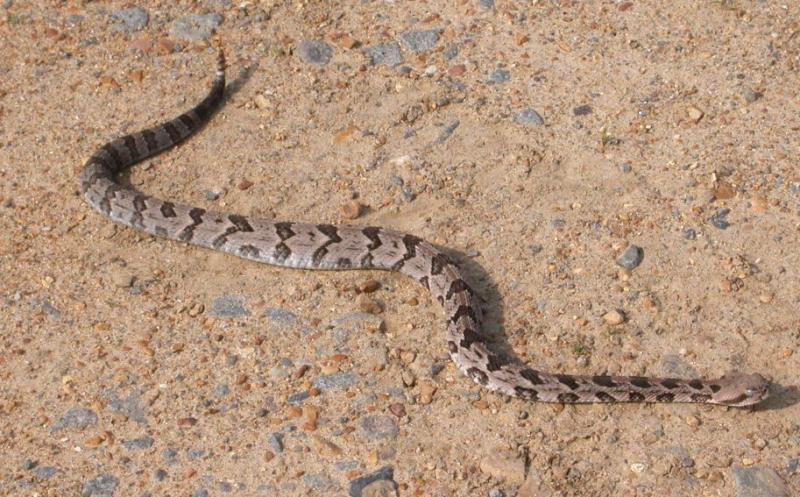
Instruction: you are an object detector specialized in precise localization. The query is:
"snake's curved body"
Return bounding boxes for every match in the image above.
[79,49,769,407]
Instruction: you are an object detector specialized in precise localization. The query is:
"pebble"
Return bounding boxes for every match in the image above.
[489,490,505,497]
[264,307,297,327]
[106,391,147,425]
[399,29,441,52]
[619,163,632,173]
[687,106,704,123]
[602,310,625,325]
[202,190,219,201]
[267,433,284,453]
[349,466,396,497]
[314,372,359,392]
[388,403,406,418]
[50,407,98,432]
[359,280,381,293]
[111,7,148,33]
[436,120,460,144]
[742,88,763,103]
[287,391,309,405]
[487,68,511,84]
[33,466,58,480]
[342,200,364,219]
[296,40,333,67]
[479,0,495,9]
[122,436,154,451]
[709,208,731,230]
[109,266,134,288]
[573,105,593,116]
[364,42,403,67]
[357,415,399,440]
[22,459,37,470]
[83,474,119,497]
[514,108,545,126]
[616,244,644,270]
[361,480,398,497]
[168,13,222,41]
[683,228,697,240]
[479,449,526,484]
[210,295,250,318]
[154,469,167,481]
[732,465,788,497]
[304,473,337,492]
[214,384,229,397]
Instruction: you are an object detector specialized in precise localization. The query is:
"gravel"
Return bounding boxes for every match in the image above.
[573,105,593,116]
[357,415,399,440]
[616,245,644,270]
[296,40,333,67]
[304,473,337,492]
[122,436,154,451]
[83,474,119,497]
[210,295,250,317]
[50,407,97,432]
[399,29,441,52]
[169,13,223,41]
[267,433,284,453]
[264,307,297,327]
[349,466,396,497]
[111,7,148,33]
[33,466,58,480]
[364,42,403,66]
[514,108,545,126]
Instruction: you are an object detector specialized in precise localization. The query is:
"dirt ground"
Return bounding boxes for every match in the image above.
[1,1,798,496]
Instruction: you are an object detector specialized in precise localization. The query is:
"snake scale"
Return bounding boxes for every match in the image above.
[80,47,769,407]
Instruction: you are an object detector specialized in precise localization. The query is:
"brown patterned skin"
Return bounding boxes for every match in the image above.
[79,47,770,407]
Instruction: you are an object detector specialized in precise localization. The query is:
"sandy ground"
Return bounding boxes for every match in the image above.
[1,1,799,496]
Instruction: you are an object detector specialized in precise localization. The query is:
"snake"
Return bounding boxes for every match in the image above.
[79,46,769,407]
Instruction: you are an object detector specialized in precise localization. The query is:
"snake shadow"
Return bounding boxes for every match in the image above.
[443,246,798,412]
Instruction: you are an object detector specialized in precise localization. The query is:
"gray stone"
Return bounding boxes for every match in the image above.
[203,190,219,201]
[479,0,495,9]
[22,459,37,470]
[357,415,399,441]
[193,490,209,497]
[616,245,644,270]
[364,42,403,67]
[188,449,207,460]
[683,228,697,240]
[154,469,167,482]
[83,474,119,497]
[573,105,592,116]
[267,433,284,453]
[489,490,505,497]
[619,163,632,173]
[550,218,566,230]
[111,7,148,33]
[741,88,763,103]
[732,466,788,497]
[709,208,731,230]
[210,295,249,317]
[487,68,510,84]
[436,120,460,144]
[265,308,297,327]
[314,372,360,392]
[33,466,58,480]
[287,391,309,405]
[514,108,544,126]
[214,384,230,397]
[399,30,441,53]
[162,448,178,465]
[122,436,154,451]
[297,40,333,67]
[50,407,97,432]
[349,466,396,497]
[443,45,460,61]
[304,473,337,492]
[169,14,223,41]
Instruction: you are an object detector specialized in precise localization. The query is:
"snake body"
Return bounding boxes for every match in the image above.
[79,48,769,407]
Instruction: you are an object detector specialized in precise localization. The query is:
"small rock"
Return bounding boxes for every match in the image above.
[253,94,270,109]
[479,449,526,484]
[33,466,58,480]
[616,245,644,270]
[687,106,704,123]
[357,415,399,441]
[267,433,284,453]
[751,194,768,213]
[388,403,406,418]
[314,372,359,392]
[514,108,544,126]
[342,201,364,219]
[122,436,154,451]
[304,473,337,492]
[296,40,333,67]
[83,474,119,497]
[487,68,510,84]
[362,480,398,497]
[364,42,403,67]
[399,30,440,53]
[51,407,98,432]
[630,463,647,474]
[109,267,134,288]
[619,163,632,173]
[602,310,625,326]
[154,469,167,481]
[360,280,381,293]
[169,13,222,41]
[683,228,697,240]
[741,88,763,103]
[177,417,198,428]
[349,466,396,497]
[573,105,592,116]
[202,190,219,201]
[264,308,297,327]
[478,0,495,9]
[489,490,505,497]
[210,295,249,318]
[709,208,731,230]
[732,465,788,497]
[22,459,37,470]
[111,7,148,33]
[448,64,466,76]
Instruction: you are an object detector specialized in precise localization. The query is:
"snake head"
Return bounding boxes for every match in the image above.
[711,373,770,407]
